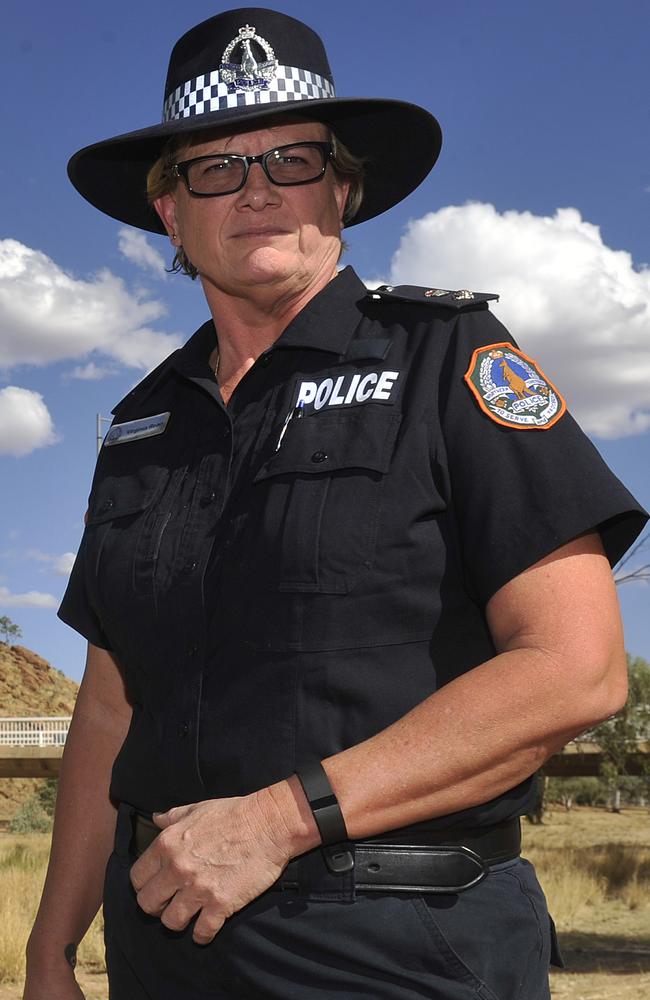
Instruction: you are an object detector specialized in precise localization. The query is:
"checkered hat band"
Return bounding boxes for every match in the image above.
[163,65,336,121]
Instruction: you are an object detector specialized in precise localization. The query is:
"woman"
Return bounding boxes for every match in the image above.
[25,9,646,1000]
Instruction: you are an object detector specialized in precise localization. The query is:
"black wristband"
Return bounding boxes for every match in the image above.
[295,760,349,846]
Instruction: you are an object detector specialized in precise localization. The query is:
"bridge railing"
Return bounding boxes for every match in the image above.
[0,717,71,747]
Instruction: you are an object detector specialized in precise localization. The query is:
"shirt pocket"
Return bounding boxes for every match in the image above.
[251,409,402,594]
[84,465,170,621]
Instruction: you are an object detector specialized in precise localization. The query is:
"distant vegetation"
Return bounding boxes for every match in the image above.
[590,654,650,811]
[8,780,57,835]
[0,617,22,646]
[528,654,650,823]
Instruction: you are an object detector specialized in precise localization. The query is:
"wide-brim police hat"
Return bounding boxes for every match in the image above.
[68,7,442,233]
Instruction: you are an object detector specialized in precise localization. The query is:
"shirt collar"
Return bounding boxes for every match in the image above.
[272,265,370,356]
[114,266,371,412]
[170,321,218,379]
[173,265,369,373]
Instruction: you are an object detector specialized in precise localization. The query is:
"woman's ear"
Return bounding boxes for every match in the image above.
[153,193,179,242]
[335,179,351,226]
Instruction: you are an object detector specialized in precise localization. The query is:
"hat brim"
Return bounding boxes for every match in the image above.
[67,98,442,233]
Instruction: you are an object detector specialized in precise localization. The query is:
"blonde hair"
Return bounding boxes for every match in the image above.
[146,125,365,279]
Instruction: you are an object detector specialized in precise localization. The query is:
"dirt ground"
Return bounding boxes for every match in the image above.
[0,971,107,1000]
[1,959,648,1000]
[549,939,650,998]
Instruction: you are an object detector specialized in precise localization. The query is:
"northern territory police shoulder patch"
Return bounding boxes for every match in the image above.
[463,343,566,430]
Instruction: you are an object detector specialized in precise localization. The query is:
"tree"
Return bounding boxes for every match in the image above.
[547,777,608,810]
[590,654,650,811]
[0,615,22,645]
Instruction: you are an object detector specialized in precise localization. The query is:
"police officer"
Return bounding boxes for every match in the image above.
[25,9,647,1000]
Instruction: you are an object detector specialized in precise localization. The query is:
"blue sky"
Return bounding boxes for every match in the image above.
[1,0,649,683]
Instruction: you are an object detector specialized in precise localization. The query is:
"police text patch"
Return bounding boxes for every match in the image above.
[295,370,400,413]
[104,412,170,446]
[464,344,565,430]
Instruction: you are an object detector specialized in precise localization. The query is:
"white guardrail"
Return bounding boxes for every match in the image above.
[0,717,71,747]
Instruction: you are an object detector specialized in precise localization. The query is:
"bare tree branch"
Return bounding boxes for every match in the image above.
[614,528,650,586]
[615,566,650,586]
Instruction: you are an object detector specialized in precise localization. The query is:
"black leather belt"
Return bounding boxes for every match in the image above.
[130,813,520,895]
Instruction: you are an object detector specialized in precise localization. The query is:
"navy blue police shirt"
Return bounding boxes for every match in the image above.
[59,266,647,829]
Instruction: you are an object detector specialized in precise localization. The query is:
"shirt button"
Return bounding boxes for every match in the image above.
[188,642,199,657]
[177,721,190,739]
[223,426,231,438]
[259,352,273,367]
[311,450,328,464]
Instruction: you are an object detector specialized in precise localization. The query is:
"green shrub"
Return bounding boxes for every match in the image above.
[8,797,52,834]
[35,778,58,817]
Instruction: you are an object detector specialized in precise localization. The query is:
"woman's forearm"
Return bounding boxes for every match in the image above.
[26,646,132,977]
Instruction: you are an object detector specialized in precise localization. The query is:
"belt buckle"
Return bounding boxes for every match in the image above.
[132,812,159,858]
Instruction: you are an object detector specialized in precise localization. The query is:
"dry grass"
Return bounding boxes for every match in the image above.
[523,806,650,1000]
[0,835,104,987]
[526,841,650,928]
[523,805,650,936]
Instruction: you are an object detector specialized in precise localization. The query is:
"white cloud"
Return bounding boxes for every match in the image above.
[386,203,650,438]
[0,239,182,372]
[68,361,117,380]
[0,386,58,456]
[23,549,76,576]
[118,227,167,278]
[0,585,58,609]
[52,552,76,576]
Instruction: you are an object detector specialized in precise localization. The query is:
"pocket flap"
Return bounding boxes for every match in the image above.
[86,466,169,524]
[255,410,402,481]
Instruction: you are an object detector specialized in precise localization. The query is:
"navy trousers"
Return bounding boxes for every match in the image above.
[104,804,557,999]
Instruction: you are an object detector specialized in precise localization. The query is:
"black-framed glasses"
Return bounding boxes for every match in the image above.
[172,141,333,197]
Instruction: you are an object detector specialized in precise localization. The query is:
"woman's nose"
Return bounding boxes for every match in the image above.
[235,161,281,209]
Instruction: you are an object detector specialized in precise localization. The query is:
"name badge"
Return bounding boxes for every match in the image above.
[104,412,170,446]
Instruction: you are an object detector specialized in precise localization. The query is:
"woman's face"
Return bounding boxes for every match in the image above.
[154,120,349,301]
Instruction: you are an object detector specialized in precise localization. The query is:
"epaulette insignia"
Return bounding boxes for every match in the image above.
[464,342,566,430]
[369,284,499,309]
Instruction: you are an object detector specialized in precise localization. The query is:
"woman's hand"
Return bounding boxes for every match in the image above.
[129,781,317,945]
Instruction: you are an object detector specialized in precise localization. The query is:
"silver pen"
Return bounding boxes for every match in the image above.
[276,399,304,451]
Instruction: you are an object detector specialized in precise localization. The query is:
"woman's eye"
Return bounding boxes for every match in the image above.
[202,159,232,173]
[279,155,305,165]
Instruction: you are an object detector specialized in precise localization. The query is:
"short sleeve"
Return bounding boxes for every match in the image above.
[437,307,648,605]
[58,532,113,650]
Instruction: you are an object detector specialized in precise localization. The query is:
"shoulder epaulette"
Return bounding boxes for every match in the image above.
[368,284,499,310]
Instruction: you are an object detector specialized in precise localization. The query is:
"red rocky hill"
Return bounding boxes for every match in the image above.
[0,644,79,821]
